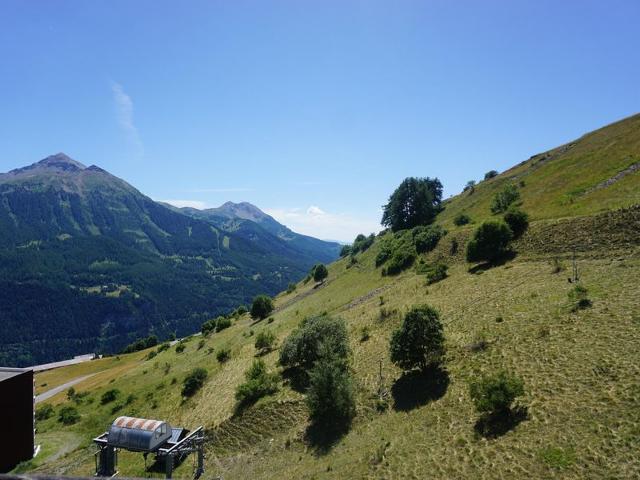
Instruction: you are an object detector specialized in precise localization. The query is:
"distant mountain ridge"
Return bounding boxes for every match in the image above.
[0,154,340,366]
[174,201,341,264]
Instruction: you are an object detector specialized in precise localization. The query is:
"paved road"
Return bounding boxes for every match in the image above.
[36,373,96,404]
[31,354,96,372]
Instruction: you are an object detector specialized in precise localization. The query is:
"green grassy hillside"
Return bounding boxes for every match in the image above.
[438,113,640,227]
[20,116,640,479]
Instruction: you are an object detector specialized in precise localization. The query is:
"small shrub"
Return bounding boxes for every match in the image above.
[339,244,352,257]
[413,225,444,254]
[254,330,276,354]
[453,213,471,226]
[251,295,274,320]
[235,359,279,408]
[100,389,120,405]
[267,316,274,324]
[35,403,54,421]
[484,170,498,180]
[201,318,217,336]
[550,258,565,274]
[157,343,170,353]
[146,350,157,361]
[182,368,208,397]
[425,263,448,285]
[216,348,231,363]
[469,372,524,414]
[125,394,137,405]
[175,343,186,353]
[375,246,393,267]
[111,403,123,415]
[466,221,513,263]
[121,335,159,354]
[286,283,297,294]
[197,339,206,350]
[360,326,370,342]
[503,208,529,239]
[66,387,76,400]
[58,406,80,425]
[390,305,445,371]
[216,317,232,331]
[490,184,520,214]
[383,247,416,276]
[568,284,592,311]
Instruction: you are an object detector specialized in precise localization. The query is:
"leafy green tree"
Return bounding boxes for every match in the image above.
[255,330,276,354]
[484,170,498,180]
[306,353,356,425]
[390,305,445,371]
[235,359,279,408]
[469,371,524,414]
[182,367,208,397]
[351,233,375,254]
[216,316,232,331]
[279,314,349,371]
[466,221,513,263]
[503,208,529,239]
[251,294,274,320]
[463,180,476,192]
[381,177,443,231]
[313,264,328,283]
[491,184,520,214]
[339,245,352,257]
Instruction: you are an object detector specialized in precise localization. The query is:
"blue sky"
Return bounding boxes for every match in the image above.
[1,1,639,241]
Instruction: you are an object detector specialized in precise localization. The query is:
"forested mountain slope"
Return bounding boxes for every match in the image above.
[0,154,339,366]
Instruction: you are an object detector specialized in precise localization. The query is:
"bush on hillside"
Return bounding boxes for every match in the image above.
[503,208,529,239]
[279,314,349,372]
[306,354,356,426]
[413,225,445,254]
[235,359,279,409]
[286,283,297,294]
[490,184,520,214]
[100,389,120,405]
[469,371,524,415]
[216,316,232,332]
[202,318,217,336]
[454,213,471,226]
[175,343,186,353]
[390,305,445,371]
[351,233,375,254]
[484,170,498,180]
[312,263,328,283]
[463,180,476,193]
[383,247,416,276]
[254,330,276,354]
[234,305,248,317]
[568,284,592,311]
[339,244,352,257]
[36,403,54,421]
[466,221,513,263]
[382,177,443,231]
[182,367,208,397]
[58,406,80,425]
[425,262,448,285]
[251,295,274,320]
[216,347,230,363]
[121,335,159,354]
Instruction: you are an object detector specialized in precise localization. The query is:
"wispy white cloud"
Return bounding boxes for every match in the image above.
[163,199,208,209]
[111,81,144,156]
[264,206,380,243]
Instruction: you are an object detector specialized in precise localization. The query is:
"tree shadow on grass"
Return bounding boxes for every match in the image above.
[304,417,352,455]
[473,405,528,439]
[468,251,516,274]
[281,367,309,393]
[391,365,450,412]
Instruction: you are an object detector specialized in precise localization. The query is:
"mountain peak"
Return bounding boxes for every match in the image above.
[217,201,269,222]
[36,153,87,171]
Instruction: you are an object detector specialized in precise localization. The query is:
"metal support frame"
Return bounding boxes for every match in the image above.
[93,426,205,479]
